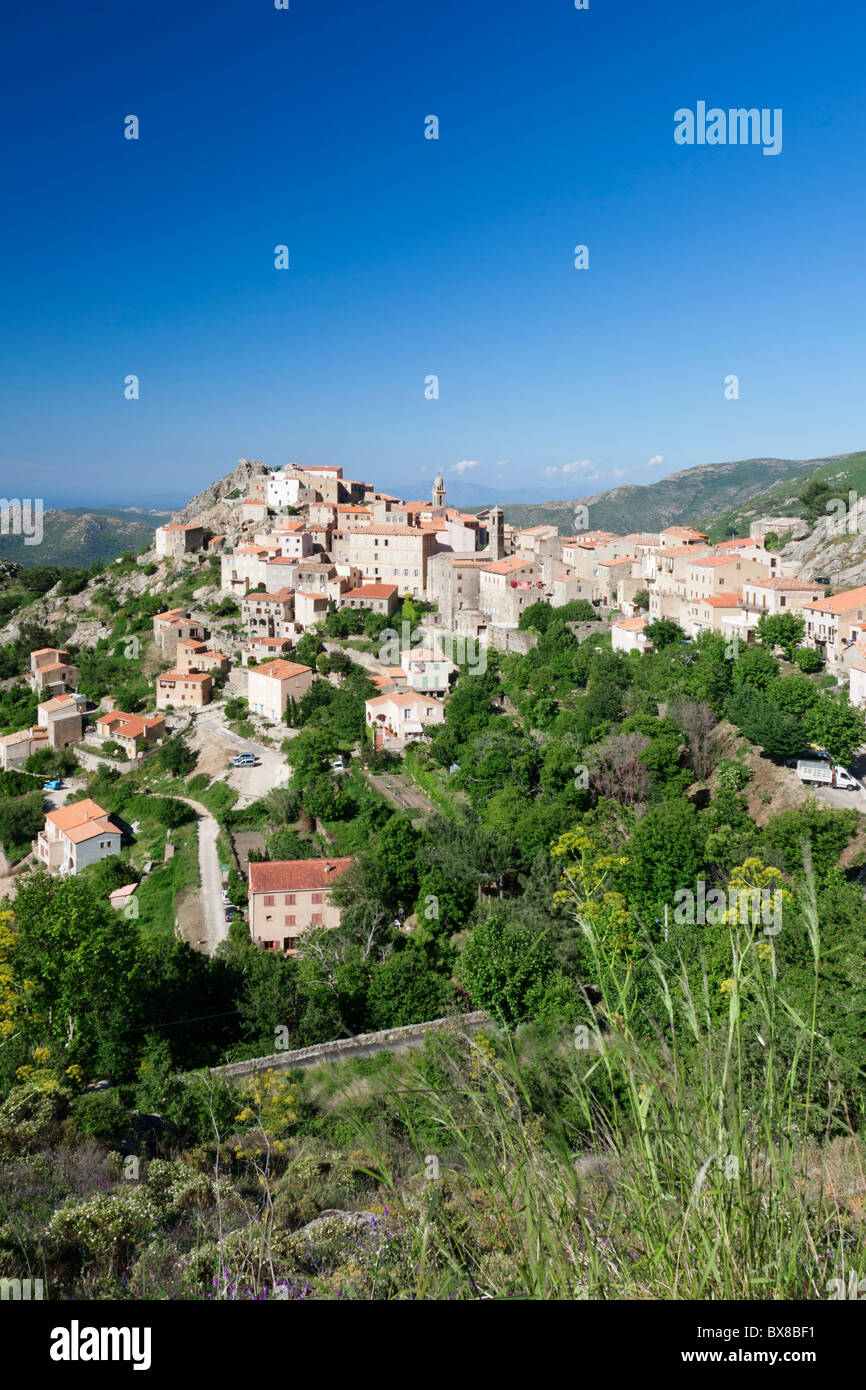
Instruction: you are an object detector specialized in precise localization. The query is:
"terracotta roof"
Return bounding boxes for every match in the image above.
[109,884,138,901]
[366,692,444,710]
[242,588,294,603]
[613,617,646,631]
[65,818,120,845]
[481,557,534,574]
[804,586,866,614]
[38,695,80,713]
[663,526,708,539]
[294,591,329,602]
[45,798,109,832]
[342,584,398,599]
[96,711,164,739]
[689,555,745,568]
[0,727,47,747]
[252,660,313,680]
[698,594,743,608]
[160,523,203,531]
[716,538,757,549]
[599,556,638,567]
[153,608,187,621]
[30,647,65,657]
[249,856,355,894]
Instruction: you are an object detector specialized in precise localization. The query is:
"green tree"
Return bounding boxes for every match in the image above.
[804,693,866,764]
[457,913,557,1028]
[757,611,805,661]
[644,619,684,649]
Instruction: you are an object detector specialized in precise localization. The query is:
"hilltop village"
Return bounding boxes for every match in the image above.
[2,457,866,1303]
[2,459,866,954]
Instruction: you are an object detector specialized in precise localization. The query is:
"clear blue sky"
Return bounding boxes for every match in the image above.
[2,0,865,507]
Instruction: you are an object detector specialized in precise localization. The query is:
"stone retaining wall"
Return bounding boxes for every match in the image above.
[210,1010,492,1079]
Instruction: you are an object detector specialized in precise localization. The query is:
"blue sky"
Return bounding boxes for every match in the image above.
[2,0,865,508]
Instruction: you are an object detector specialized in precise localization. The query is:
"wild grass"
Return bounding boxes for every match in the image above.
[307,858,866,1299]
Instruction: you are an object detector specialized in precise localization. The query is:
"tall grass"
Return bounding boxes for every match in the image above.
[316,860,865,1299]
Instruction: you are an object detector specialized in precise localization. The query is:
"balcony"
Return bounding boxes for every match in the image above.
[36,831,66,870]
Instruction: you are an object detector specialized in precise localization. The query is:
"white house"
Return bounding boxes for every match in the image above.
[35,798,122,876]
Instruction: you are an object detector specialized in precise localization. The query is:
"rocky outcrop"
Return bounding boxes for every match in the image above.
[169,458,271,531]
[779,510,866,588]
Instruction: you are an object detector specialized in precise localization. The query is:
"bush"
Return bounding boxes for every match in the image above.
[795,646,823,673]
[69,1090,133,1145]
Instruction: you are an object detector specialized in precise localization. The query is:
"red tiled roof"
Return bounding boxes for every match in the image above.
[252,660,313,680]
[342,584,398,599]
[249,857,355,893]
[804,586,866,614]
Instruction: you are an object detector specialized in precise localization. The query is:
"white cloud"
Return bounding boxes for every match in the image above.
[453,459,483,476]
[495,458,508,468]
[647,454,664,468]
[545,459,594,480]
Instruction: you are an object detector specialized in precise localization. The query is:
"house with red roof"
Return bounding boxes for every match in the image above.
[248,856,355,952]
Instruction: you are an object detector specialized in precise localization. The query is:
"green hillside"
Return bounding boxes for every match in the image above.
[0,506,170,568]
[698,451,866,541]
[501,452,856,535]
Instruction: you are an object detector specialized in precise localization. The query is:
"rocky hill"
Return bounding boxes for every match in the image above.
[699,451,866,586]
[169,458,271,531]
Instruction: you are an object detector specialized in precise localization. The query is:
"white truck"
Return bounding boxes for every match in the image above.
[796,760,861,790]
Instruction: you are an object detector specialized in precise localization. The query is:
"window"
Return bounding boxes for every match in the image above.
[285,915,296,926]
[311,892,323,904]
[283,937,296,951]
[263,894,275,906]
[312,913,322,924]
[285,893,296,905]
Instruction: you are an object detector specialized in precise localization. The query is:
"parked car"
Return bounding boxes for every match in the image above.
[332,757,346,773]
[220,889,230,904]
[232,752,257,767]
[42,779,62,790]
[796,760,861,790]
[224,907,236,922]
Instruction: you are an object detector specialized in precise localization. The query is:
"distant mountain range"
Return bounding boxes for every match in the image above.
[3,450,863,571]
[0,506,172,569]
[497,453,856,535]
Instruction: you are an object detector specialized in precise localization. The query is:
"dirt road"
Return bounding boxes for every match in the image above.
[176,796,226,956]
